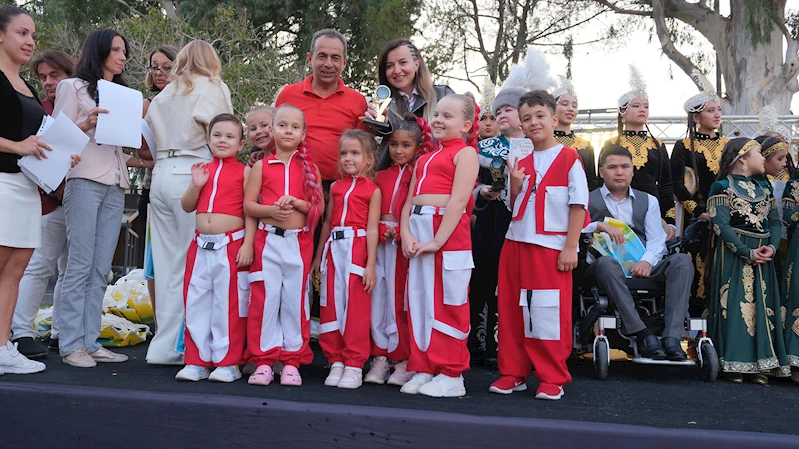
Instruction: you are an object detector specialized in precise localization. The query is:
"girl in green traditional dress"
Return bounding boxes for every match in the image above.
[780,171,799,383]
[707,138,791,385]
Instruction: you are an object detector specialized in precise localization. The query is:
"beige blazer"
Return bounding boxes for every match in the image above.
[54,78,131,188]
[145,76,233,159]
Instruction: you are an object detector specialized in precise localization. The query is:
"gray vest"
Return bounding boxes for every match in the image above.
[588,188,649,246]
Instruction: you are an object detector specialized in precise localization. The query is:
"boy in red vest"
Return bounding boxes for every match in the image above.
[489,90,589,400]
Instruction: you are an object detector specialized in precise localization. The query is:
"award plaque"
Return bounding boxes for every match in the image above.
[489,156,506,191]
[364,84,393,130]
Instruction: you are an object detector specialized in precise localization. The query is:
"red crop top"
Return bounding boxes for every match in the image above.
[375,164,410,216]
[413,139,465,195]
[260,152,309,206]
[330,176,378,230]
[196,157,246,218]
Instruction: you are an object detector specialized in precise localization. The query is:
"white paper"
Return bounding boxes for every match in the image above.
[141,119,156,153]
[508,138,534,166]
[18,114,89,193]
[95,79,143,148]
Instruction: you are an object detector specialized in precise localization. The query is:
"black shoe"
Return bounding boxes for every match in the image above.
[637,335,667,360]
[12,337,48,359]
[48,337,59,351]
[661,337,688,361]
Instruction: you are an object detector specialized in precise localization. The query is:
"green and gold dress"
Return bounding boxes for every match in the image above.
[707,174,791,376]
[781,176,799,367]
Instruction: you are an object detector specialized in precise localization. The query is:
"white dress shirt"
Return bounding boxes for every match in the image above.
[582,185,667,267]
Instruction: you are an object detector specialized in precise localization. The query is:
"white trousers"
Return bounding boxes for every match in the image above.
[146,155,207,365]
[12,206,67,340]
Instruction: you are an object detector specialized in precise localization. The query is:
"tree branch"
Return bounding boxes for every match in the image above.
[528,10,606,42]
[651,0,703,91]
[593,0,651,17]
[468,0,491,64]
[112,0,147,17]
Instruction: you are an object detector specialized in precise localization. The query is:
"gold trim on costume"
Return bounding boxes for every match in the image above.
[741,264,756,337]
[619,134,657,169]
[761,141,788,158]
[683,200,698,215]
[666,207,676,219]
[684,136,727,175]
[695,254,706,299]
[720,282,729,319]
[554,133,591,152]
[738,140,759,157]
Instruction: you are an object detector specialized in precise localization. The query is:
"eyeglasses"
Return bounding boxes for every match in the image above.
[148,66,173,74]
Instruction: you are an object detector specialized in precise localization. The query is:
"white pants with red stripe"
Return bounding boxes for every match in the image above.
[370,221,410,361]
[407,207,473,377]
[318,226,371,367]
[183,229,249,367]
[247,224,314,368]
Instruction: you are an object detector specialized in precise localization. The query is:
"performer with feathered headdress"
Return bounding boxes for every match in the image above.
[670,70,729,302]
[468,47,555,366]
[478,78,498,141]
[552,75,599,190]
[603,65,676,236]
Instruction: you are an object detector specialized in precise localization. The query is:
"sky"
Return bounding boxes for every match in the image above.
[441,1,799,117]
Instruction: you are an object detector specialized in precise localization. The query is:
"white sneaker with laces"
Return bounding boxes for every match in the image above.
[324,362,345,386]
[0,342,46,374]
[209,366,242,383]
[364,356,390,384]
[337,367,363,389]
[387,360,414,386]
[399,372,433,394]
[175,365,211,381]
[418,374,466,397]
[89,347,128,363]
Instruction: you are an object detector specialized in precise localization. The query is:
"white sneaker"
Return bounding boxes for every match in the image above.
[175,365,211,382]
[337,367,363,389]
[418,374,466,397]
[387,360,414,386]
[364,356,390,384]
[399,372,433,394]
[209,366,242,383]
[0,342,46,374]
[89,347,128,363]
[324,362,345,386]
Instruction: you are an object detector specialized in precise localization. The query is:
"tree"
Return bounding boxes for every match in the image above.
[593,0,799,114]
[421,0,617,88]
[175,0,418,91]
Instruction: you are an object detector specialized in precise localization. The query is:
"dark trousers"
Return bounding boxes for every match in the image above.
[586,253,693,338]
[310,180,334,319]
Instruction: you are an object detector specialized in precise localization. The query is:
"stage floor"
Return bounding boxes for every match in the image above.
[3,342,799,431]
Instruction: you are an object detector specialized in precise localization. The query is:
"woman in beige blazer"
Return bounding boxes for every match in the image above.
[144,40,233,365]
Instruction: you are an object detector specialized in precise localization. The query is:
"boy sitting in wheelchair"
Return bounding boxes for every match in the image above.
[582,146,692,361]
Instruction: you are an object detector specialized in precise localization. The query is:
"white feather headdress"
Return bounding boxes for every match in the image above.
[683,69,719,113]
[618,65,647,109]
[479,77,496,117]
[757,105,792,143]
[502,47,556,91]
[552,75,577,101]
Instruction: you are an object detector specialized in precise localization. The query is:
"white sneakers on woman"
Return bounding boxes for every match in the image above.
[399,372,434,394]
[364,356,390,384]
[0,341,46,374]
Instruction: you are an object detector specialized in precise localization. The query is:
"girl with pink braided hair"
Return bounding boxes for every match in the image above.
[244,105,323,387]
[365,114,433,386]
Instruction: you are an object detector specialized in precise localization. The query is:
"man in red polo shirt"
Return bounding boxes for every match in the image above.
[276,28,368,183]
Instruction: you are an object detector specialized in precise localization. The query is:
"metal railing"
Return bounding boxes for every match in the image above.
[571,114,799,150]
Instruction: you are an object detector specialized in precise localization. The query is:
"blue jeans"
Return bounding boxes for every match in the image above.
[59,178,124,356]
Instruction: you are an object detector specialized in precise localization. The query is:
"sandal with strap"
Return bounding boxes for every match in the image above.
[280,365,302,386]
[247,364,274,386]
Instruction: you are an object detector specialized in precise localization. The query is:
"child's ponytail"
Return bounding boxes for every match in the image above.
[296,138,323,230]
[467,103,480,149]
[415,116,434,155]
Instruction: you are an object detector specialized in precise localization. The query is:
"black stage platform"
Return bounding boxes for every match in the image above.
[1,343,798,448]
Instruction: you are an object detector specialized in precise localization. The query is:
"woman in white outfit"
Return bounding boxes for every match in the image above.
[144,40,233,365]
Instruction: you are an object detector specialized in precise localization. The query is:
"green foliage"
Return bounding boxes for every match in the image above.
[743,0,777,48]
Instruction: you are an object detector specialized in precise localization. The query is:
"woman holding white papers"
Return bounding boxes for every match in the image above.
[0,5,49,375]
[54,29,132,368]
[144,40,234,365]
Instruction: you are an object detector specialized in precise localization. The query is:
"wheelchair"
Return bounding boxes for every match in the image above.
[572,221,719,382]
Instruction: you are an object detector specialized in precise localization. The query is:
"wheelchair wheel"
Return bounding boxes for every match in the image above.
[699,341,719,382]
[594,339,609,380]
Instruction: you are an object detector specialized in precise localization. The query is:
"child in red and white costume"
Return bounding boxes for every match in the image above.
[176,114,256,383]
[244,105,324,387]
[364,114,434,386]
[399,94,480,397]
[489,90,589,400]
[312,130,381,389]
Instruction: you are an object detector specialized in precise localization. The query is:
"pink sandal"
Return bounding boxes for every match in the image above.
[247,364,274,386]
[280,365,302,386]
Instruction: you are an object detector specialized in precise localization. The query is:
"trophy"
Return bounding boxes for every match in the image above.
[489,156,506,191]
[364,84,393,130]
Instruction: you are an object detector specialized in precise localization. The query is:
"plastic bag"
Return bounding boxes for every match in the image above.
[102,269,154,327]
[33,306,54,340]
[98,314,151,347]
